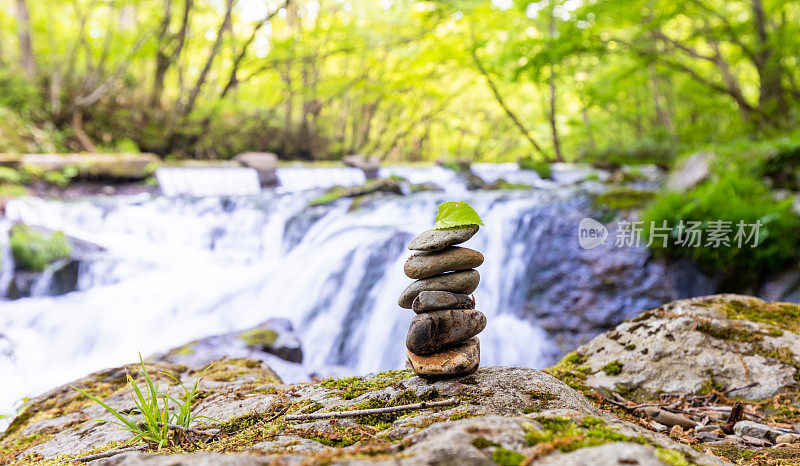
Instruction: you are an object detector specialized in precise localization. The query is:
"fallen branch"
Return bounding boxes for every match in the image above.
[285,397,460,422]
[150,422,217,436]
[73,444,146,462]
[725,382,758,394]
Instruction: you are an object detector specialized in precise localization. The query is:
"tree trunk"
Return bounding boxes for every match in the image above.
[751,0,786,121]
[71,111,96,152]
[15,0,35,76]
[649,63,674,133]
[547,16,564,162]
[548,65,563,162]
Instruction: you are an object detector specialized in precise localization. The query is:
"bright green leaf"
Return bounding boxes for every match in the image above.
[434,201,484,230]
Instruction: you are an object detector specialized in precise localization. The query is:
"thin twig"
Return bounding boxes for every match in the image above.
[725,382,758,394]
[73,444,146,462]
[285,397,460,422]
[149,422,217,435]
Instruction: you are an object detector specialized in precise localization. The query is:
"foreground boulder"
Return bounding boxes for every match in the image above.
[0,365,718,465]
[574,294,800,400]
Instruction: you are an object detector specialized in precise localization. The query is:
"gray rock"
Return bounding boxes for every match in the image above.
[404,246,484,279]
[407,226,479,251]
[534,442,667,466]
[234,152,278,188]
[412,291,474,313]
[666,151,712,191]
[578,294,800,400]
[776,433,799,444]
[406,308,486,355]
[343,154,381,179]
[696,425,720,433]
[734,420,783,442]
[398,270,480,309]
[155,318,303,366]
[406,337,480,376]
[92,452,275,465]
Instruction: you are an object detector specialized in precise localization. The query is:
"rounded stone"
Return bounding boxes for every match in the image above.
[407,226,479,251]
[406,337,480,376]
[412,291,474,314]
[398,270,480,309]
[406,308,486,355]
[404,247,484,279]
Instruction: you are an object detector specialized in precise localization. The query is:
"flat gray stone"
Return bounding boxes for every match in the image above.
[734,420,783,442]
[406,309,486,355]
[404,247,484,279]
[407,226,479,251]
[412,291,474,313]
[398,270,480,309]
[406,337,480,376]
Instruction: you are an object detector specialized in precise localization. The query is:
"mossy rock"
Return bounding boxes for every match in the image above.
[9,224,72,272]
[594,187,655,210]
[239,328,279,348]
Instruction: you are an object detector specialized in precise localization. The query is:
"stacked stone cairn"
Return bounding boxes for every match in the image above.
[398,225,486,376]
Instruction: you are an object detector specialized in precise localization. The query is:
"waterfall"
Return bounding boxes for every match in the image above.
[0,165,702,422]
[275,166,366,192]
[156,167,261,197]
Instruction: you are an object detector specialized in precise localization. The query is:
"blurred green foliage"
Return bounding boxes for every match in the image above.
[643,170,800,286]
[0,0,796,163]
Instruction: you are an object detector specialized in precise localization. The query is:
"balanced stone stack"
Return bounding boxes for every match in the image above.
[399,225,486,377]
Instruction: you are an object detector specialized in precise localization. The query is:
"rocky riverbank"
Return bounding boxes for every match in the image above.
[3,294,800,464]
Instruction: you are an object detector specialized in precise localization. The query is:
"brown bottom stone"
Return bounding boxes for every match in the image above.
[406,337,480,377]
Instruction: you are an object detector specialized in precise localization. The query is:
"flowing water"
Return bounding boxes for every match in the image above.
[0,165,699,423]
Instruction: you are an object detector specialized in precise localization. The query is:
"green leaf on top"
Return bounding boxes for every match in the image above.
[434,201,484,230]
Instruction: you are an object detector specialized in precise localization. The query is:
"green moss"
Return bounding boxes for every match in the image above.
[579,416,605,428]
[166,343,196,357]
[518,158,551,179]
[624,344,636,351]
[594,188,655,210]
[0,167,23,184]
[309,187,346,206]
[717,297,800,333]
[694,319,763,343]
[655,448,690,466]
[319,370,413,400]
[471,437,499,449]
[525,417,635,452]
[201,358,279,383]
[0,184,28,197]
[9,224,72,272]
[239,328,279,347]
[545,352,590,392]
[602,361,623,376]
[491,179,531,190]
[449,410,475,421]
[491,447,525,466]
[698,378,724,395]
[524,390,558,401]
[705,442,756,462]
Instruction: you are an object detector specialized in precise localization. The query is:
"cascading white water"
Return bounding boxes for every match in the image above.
[276,166,366,192]
[156,167,262,197]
